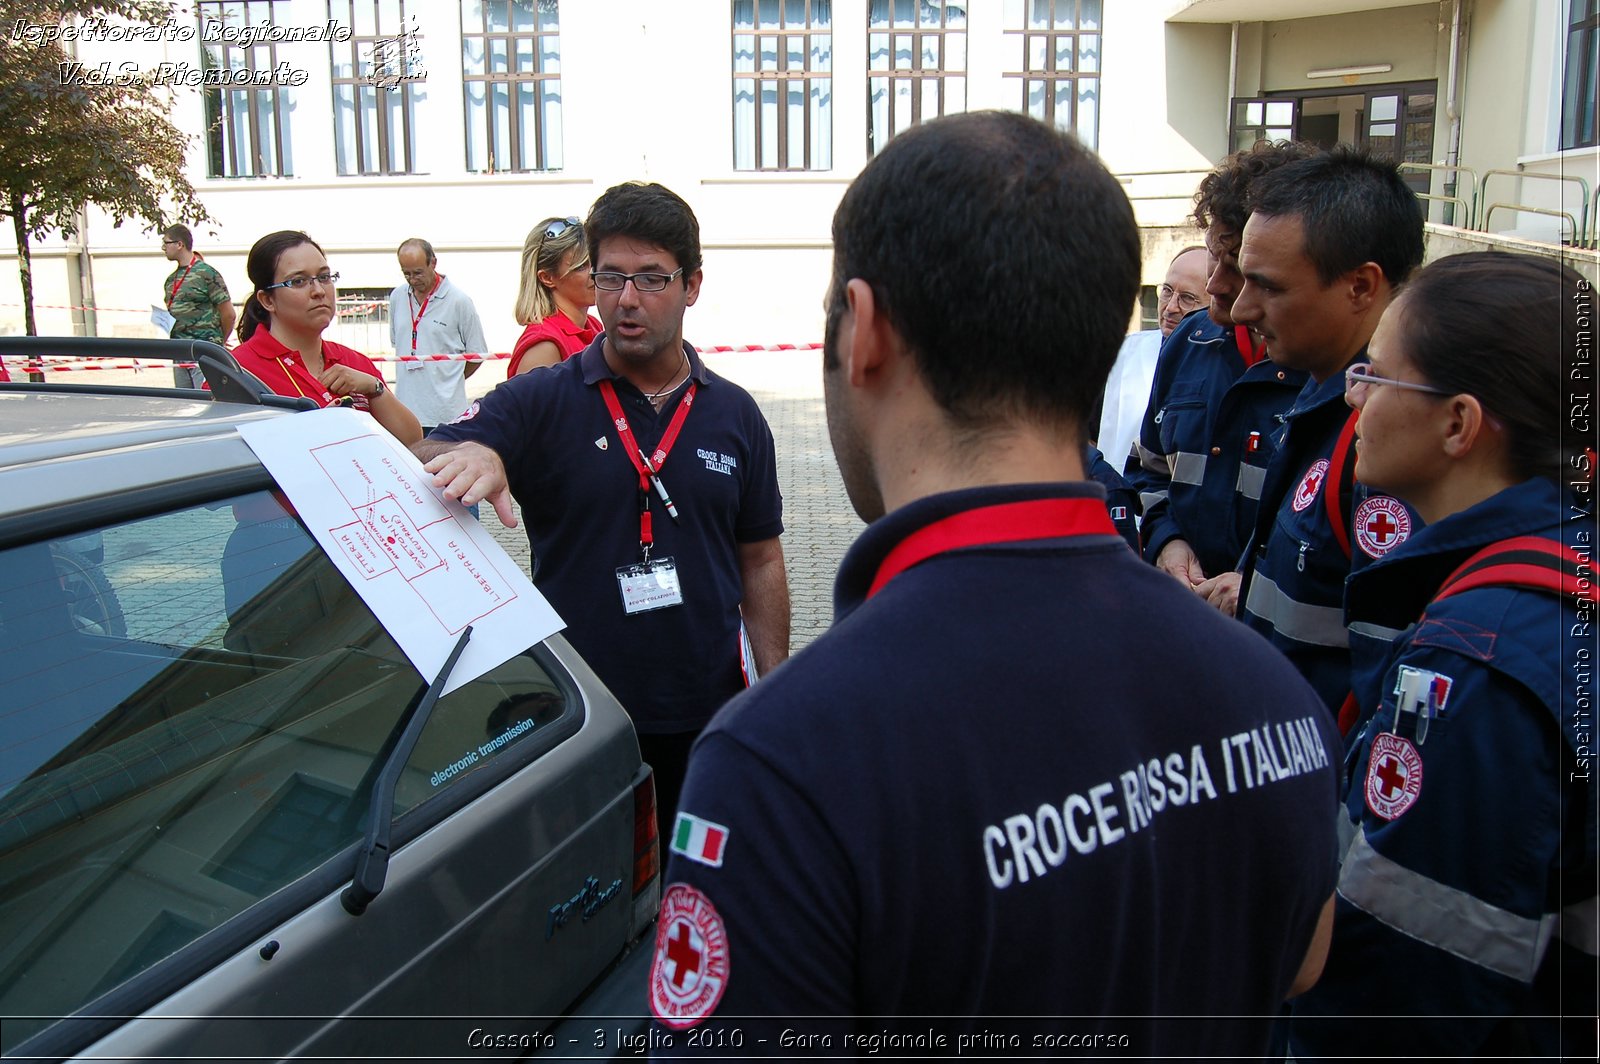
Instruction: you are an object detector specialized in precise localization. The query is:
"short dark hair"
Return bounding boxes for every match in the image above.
[1192,140,1320,235]
[239,230,324,342]
[584,182,701,281]
[397,237,435,262]
[1247,146,1424,287]
[1398,251,1589,482]
[828,110,1140,434]
[162,224,194,250]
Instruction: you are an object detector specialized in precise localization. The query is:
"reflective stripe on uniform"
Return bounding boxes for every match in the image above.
[1139,490,1169,512]
[1243,572,1350,648]
[1348,619,1409,643]
[1560,895,1599,956]
[1170,451,1208,487]
[1339,827,1557,983]
[1134,440,1171,477]
[1236,462,1266,501]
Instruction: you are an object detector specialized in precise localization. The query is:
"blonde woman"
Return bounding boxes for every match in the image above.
[507,216,600,378]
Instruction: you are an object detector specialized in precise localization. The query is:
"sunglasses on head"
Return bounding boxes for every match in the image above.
[543,217,581,241]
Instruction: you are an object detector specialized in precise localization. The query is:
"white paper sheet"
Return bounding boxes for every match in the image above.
[236,407,563,695]
[150,305,175,336]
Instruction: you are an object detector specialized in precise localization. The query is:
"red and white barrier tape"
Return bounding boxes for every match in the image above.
[4,361,197,372]
[6,342,825,374]
[1,301,387,316]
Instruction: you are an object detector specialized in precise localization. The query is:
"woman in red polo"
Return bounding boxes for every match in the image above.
[233,230,421,445]
[507,215,600,378]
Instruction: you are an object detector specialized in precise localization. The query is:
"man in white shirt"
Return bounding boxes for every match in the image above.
[1096,246,1209,470]
[389,239,486,430]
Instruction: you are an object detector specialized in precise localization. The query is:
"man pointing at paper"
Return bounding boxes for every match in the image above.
[412,182,790,826]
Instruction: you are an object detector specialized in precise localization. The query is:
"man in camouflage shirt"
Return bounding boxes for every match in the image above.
[160,224,236,387]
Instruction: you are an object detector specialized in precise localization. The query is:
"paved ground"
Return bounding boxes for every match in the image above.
[463,350,861,650]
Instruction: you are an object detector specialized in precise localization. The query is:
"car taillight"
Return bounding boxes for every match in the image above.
[632,769,660,896]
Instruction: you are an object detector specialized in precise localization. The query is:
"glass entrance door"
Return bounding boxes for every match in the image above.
[1228,81,1437,195]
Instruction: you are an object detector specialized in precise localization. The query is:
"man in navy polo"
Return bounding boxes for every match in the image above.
[647,112,1340,1054]
[413,182,790,825]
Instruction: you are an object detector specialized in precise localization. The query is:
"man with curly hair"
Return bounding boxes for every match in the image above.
[1125,140,1317,610]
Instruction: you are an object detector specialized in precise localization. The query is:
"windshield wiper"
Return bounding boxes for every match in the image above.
[341,626,472,916]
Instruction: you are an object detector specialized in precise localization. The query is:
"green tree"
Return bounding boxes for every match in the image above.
[0,0,210,336]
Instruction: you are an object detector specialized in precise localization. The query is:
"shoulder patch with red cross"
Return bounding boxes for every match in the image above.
[1292,459,1329,513]
[1354,496,1412,558]
[1364,731,1424,820]
[650,883,731,1029]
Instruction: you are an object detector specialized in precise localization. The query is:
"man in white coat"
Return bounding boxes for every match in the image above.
[1096,246,1209,470]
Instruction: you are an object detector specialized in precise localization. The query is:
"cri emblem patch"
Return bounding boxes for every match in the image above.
[1364,732,1424,821]
[1354,496,1412,558]
[1292,459,1330,513]
[650,884,730,1029]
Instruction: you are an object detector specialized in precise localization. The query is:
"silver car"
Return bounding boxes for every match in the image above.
[0,341,658,1060]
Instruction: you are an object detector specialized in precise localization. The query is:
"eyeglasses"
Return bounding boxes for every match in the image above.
[1158,284,1206,313]
[591,267,684,293]
[543,217,581,241]
[161,239,180,246]
[1344,362,1453,398]
[264,271,341,291]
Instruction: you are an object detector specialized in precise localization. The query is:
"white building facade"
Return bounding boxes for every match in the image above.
[3,0,1595,353]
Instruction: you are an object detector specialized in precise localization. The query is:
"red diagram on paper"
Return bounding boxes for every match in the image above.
[311,437,519,634]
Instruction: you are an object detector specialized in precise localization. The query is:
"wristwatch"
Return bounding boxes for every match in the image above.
[369,376,387,398]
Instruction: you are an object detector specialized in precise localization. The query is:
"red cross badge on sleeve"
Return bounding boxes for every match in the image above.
[1364,731,1424,821]
[1292,459,1329,513]
[650,883,731,1029]
[1354,496,1413,558]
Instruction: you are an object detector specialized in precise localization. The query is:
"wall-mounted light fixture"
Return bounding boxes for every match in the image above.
[1306,63,1394,79]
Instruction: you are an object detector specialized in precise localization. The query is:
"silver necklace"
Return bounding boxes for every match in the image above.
[645,351,689,404]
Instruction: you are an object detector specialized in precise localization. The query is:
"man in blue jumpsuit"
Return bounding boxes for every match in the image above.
[414,182,790,825]
[646,111,1341,1056]
[1126,141,1315,607]
[1230,149,1424,714]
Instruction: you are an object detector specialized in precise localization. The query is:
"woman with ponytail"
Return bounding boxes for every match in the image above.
[1291,252,1596,1058]
[234,230,421,444]
[507,215,600,378]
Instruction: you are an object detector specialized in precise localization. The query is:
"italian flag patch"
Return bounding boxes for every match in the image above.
[671,813,729,868]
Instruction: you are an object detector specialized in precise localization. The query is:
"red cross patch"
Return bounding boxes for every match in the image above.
[1364,732,1424,821]
[650,883,731,1029]
[1354,496,1412,558]
[1292,459,1329,513]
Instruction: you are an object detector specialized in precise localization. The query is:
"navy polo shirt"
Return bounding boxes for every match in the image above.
[428,338,782,733]
[650,482,1341,1053]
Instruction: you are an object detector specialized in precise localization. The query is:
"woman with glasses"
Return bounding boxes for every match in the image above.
[234,230,421,444]
[1290,252,1596,1058]
[507,216,600,378]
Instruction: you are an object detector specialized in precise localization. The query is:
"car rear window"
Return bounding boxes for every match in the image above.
[0,490,577,1050]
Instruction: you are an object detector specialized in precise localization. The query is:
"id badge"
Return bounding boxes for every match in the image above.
[617,557,684,614]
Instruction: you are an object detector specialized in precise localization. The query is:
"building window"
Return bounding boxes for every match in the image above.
[868,0,966,156]
[329,1,425,175]
[462,0,563,173]
[1002,0,1099,149]
[733,0,833,171]
[1563,0,1598,150]
[199,0,294,177]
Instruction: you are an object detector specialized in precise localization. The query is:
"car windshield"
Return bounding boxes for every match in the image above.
[0,490,572,1050]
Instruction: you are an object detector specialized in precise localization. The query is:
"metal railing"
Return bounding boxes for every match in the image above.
[1112,160,1598,252]
[1477,168,1593,249]
[1398,162,1477,228]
